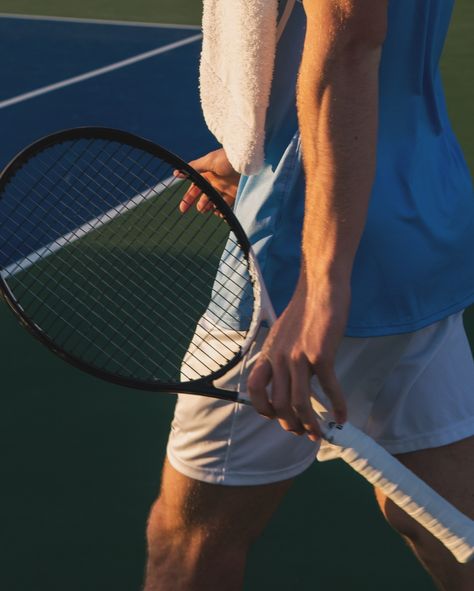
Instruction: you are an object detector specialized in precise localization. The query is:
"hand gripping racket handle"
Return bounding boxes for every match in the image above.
[249,282,474,563]
[323,420,474,563]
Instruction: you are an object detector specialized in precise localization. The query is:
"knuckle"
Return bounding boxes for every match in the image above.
[289,350,305,365]
[292,401,309,414]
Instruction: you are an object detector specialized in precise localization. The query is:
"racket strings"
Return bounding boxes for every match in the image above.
[29,292,138,371]
[18,261,157,376]
[35,248,184,373]
[78,145,255,339]
[57,143,249,313]
[4,153,246,377]
[3,172,196,375]
[0,138,133,274]
[9,233,167,369]
[106,147,253,300]
[45,148,252,354]
[0,136,256,383]
[7,199,216,379]
[0,139,95,256]
[5,144,251,328]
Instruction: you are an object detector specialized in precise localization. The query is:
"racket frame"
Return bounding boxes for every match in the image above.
[0,127,260,398]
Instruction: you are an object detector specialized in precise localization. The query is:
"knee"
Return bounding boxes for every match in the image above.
[374,488,422,542]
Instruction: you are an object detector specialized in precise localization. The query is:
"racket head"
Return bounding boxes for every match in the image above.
[0,127,264,397]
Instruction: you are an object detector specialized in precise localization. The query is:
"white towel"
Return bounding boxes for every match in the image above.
[200,0,295,175]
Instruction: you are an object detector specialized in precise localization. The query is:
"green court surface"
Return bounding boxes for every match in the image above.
[0,2,473,591]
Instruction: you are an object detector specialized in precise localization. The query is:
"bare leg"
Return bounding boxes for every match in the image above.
[375,436,474,590]
[143,459,293,591]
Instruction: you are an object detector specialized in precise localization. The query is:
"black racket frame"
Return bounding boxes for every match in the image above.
[0,127,255,401]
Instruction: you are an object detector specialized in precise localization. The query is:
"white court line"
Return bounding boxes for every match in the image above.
[0,33,202,110]
[0,12,200,30]
[1,175,178,279]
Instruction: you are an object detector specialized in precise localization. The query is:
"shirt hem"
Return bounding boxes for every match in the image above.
[345,292,474,337]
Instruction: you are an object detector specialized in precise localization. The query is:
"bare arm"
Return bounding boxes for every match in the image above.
[248,0,388,440]
[299,0,387,277]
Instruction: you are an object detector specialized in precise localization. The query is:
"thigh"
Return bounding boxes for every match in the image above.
[394,435,474,521]
[156,458,294,542]
[375,436,474,582]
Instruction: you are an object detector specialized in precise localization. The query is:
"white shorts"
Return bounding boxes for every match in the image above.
[166,312,474,485]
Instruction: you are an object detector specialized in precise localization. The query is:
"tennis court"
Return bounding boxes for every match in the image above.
[0,2,472,589]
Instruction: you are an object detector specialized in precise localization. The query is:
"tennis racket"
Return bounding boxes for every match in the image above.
[0,127,473,563]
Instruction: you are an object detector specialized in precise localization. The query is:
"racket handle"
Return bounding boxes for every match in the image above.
[325,422,474,563]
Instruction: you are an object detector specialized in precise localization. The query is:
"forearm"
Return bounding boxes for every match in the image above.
[297,3,386,285]
[249,1,389,439]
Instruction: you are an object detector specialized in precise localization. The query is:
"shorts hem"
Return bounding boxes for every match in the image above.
[377,416,474,455]
[166,447,316,486]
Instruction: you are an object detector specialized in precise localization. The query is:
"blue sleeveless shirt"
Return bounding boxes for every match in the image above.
[213,0,474,336]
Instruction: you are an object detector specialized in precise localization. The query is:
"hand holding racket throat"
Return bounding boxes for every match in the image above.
[0,127,473,563]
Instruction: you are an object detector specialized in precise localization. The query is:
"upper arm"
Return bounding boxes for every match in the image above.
[302,0,389,50]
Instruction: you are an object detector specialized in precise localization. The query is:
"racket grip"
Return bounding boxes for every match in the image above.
[326,422,474,563]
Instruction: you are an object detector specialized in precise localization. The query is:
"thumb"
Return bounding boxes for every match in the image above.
[188,153,215,174]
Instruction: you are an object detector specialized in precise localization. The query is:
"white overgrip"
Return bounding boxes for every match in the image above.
[324,420,474,563]
[243,246,474,563]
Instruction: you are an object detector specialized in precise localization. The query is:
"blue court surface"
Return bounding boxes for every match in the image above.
[0,14,217,170]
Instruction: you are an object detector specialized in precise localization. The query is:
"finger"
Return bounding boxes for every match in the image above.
[289,356,322,442]
[196,194,214,213]
[314,364,347,424]
[247,357,275,419]
[179,183,202,213]
[173,169,188,179]
[271,357,306,435]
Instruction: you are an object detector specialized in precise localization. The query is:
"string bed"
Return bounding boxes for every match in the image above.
[0,136,254,385]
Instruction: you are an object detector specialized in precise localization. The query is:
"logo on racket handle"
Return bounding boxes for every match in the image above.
[325,421,345,443]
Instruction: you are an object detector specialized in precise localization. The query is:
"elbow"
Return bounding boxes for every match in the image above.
[333,20,387,71]
[304,1,388,60]
[341,26,386,68]
[344,18,388,54]
[336,4,388,60]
